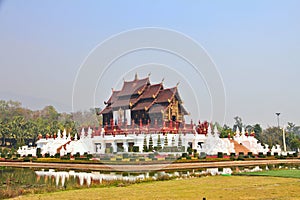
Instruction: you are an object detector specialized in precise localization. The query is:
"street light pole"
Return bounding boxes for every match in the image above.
[276,112,287,152]
[282,127,287,152]
[275,112,280,128]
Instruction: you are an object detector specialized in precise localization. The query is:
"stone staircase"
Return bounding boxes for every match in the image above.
[231,140,250,154]
[57,141,72,154]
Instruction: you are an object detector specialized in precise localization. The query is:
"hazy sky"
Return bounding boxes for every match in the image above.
[1,0,300,128]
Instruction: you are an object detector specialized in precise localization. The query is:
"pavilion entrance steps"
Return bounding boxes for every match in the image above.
[230,140,250,155]
[57,141,72,154]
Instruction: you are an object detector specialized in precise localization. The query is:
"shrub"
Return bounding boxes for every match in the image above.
[187,147,193,155]
[122,153,129,159]
[274,152,279,157]
[237,155,244,161]
[258,152,265,158]
[199,152,206,159]
[23,156,30,162]
[133,146,139,153]
[217,152,223,158]
[182,152,188,158]
[239,152,244,156]
[148,153,155,159]
[75,157,88,161]
[230,152,236,157]
[101,157,110,161]
[44,153,50,158]
[54,153,60,158]
[247,152,253,157]
[186,156,191,160]
[61,156,70,160]
[267,152,271,157]
[36,148,41,156]
[293,152,298,157]
[87,154,93,159]
[194,153,199,158]
[75,152,80,158]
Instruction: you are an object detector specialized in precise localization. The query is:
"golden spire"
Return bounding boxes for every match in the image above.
[134,72,138,80]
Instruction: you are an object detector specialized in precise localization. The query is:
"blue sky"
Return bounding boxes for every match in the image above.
[0,0,300,127]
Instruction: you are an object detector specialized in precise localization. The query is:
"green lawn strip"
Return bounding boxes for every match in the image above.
[239,169,300,178]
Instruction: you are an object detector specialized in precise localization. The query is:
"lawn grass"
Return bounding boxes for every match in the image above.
[240,169,300,178]
[13,176,300,200]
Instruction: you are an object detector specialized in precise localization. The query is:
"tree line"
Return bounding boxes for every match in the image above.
[0,100,100,148]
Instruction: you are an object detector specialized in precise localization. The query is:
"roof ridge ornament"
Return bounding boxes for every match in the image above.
[134,72,138,81]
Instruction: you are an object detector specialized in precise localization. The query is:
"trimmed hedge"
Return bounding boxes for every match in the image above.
[133,146,139,153]
[217,152,223,158]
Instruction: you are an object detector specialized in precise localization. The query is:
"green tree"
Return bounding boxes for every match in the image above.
[148,135,153,152]
[253,124,263,139]
[219,124,234,138]
[157,134,162,150]
[233,116,243,132]
[143,135,148,152]
[164,134,168,146]
[178,134,182,149]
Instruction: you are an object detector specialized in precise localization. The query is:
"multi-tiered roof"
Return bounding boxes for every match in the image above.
[100,74,188,118]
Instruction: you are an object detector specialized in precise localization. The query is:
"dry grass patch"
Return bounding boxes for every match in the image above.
[13,176,300,200]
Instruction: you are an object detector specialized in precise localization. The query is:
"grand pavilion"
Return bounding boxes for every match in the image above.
[18,74,284,157]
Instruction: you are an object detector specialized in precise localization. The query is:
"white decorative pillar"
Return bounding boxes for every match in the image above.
[112,142,117,153]
[123,141,129,152]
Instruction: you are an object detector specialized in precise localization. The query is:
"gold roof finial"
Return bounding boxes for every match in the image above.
[134,72,138,80]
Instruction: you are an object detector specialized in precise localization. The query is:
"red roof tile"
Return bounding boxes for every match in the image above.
[100,106,112,114]
[117,77,149,97]
[111,99,131,108]
[132,100,155,111]
[156,87,177,103]
[130,83,162,105]
[148,104,167,113]
[106,90,120,105]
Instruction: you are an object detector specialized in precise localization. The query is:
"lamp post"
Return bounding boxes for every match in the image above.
[275,112,280,128]
[276,112,287,152]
